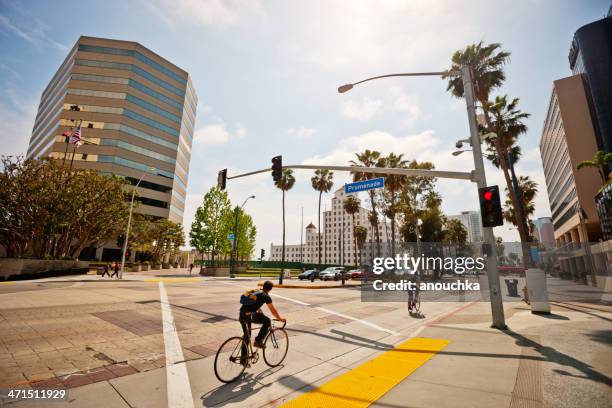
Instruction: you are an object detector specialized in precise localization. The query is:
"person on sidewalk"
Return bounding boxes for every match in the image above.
[111,261,119,278]
[100,263,110,278]
[189,263,194,275]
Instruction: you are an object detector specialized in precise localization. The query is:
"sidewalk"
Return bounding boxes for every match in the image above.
[371,301,612,408]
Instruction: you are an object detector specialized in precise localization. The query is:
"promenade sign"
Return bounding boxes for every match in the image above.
[344,177,385,194]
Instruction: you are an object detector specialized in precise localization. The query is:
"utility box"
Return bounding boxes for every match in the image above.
[525,268,550,314]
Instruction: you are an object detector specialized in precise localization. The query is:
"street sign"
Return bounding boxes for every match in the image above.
[344,177,385,194]
[228,233,235,241]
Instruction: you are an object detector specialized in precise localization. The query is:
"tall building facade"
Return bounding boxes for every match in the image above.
[269,188,399,266]
[446,211,483,243]
[533,217,555,248]
[568,13,612,159]
[27,36,196,228]
[539,75,601,244]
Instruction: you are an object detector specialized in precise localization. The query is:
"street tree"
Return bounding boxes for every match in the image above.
[0,156,130,259]
[503,175,538,236]
[275,169,295,278]
[189,187,231,268]
[379,153,408,257]
[399,160,437,248]
[443,219,468,245]
[311,169,334,267]
[577,150,612,186]
[350,150,383,256]
[234,208,257,263]
[354,225,368,267]
[343,195,360,266]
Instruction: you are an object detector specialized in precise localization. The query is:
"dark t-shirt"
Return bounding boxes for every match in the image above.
[240,291,272,315]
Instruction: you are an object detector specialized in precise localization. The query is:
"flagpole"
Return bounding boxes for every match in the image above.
[68,120,82,170]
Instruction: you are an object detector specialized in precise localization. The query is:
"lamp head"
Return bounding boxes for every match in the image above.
[452,150,464,156]
[338,84,353,93]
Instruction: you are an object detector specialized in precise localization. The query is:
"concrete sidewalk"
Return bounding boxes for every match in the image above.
[371,301,612,408]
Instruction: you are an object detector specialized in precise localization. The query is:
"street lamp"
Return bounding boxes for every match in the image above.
[338,65,506,329]
[120,167,155,279]
[230,195,255,278]
[452,149,487,158]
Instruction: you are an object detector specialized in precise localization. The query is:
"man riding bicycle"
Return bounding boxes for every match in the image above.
[239,281,285,350]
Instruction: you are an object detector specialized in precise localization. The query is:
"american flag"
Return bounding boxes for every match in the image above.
[69,124,82,145]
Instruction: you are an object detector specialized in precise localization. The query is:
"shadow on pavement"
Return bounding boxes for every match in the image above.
[200,365,282,407]
[504,330,612,387]
[587,330,612,346]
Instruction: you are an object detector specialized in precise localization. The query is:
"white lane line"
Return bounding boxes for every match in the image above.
[159,282,194,408]
[221,281,398,335]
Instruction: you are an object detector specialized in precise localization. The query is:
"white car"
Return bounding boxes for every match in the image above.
[320,267,345,281]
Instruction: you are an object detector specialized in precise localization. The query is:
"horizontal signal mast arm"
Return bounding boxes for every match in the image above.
[227,164,475,181]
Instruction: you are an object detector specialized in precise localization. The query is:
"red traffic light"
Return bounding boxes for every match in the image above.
[483,191,493,201]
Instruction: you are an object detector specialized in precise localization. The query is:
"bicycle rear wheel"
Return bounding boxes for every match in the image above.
[263,329,289,367]
[214,336,247,383]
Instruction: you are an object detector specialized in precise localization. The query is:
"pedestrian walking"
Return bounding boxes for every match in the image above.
[189,263,194,275]
[111,261,119,278]
[101,263,110,277]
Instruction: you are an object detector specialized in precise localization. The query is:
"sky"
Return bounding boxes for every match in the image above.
[1,0,609,253]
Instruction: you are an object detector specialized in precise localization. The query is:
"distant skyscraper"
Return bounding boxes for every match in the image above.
[533,217,555,248]
[27,36,197,260]
[447,211,483,243]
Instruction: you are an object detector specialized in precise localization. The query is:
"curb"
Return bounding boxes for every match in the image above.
[257,281,362,289]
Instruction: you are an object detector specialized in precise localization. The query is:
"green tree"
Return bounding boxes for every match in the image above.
[311,169,334,266]
[350,150,382,256]
[443,219,468,245]
[275,169,296,271]
[503,175,538,235]
[0,156,130,259]
[483,95,532,243]
[147,219,184,263]
[189,187,231,268]
[354,225,368,267]
[235,208,257,262]
[577,150,612,186]
[343,195,360,266]
[378,153,408,256]
[399,160,437,246]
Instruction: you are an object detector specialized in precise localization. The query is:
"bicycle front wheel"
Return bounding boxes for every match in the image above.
[263,329,289,367]
[214,336,247,383]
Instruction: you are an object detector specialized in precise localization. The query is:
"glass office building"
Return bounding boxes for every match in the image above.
[27,36,196,226]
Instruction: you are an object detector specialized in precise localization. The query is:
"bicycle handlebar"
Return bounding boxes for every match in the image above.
[273,319,286,329]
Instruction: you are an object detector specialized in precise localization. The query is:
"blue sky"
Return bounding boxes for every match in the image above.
[1,0,609,252]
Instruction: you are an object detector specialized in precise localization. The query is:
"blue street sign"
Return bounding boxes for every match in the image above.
[228,233,235,241]
[344,177,385,194]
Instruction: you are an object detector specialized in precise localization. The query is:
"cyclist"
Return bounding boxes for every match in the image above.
[407,271,421,313]
[239,281,285,351]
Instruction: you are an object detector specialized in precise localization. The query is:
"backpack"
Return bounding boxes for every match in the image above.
[240,289,263,306]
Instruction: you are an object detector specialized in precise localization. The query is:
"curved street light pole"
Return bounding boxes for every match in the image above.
[120,167,155,279]
[230,195,255,278]
[338,66,506,329]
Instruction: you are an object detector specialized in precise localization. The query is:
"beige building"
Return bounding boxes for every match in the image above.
[539,75,601,245]
[26,36,197,260]
[270,188,399,266]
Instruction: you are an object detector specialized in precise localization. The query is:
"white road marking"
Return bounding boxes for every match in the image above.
[159,282,194,408]
[221,281,399,335]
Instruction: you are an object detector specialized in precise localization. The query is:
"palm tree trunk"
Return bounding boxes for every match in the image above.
[369,190,381,257]
[282,189,286,263]
[318,191,322,267]
[352,213,357,266]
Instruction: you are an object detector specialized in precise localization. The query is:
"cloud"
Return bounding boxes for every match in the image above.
[193,123,246,145]
[341,97,384,121]
[146,0,263,29]
[0,14,67,51]
[287,127,317,139]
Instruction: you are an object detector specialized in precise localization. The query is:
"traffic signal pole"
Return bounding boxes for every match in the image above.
[461,65,506,329]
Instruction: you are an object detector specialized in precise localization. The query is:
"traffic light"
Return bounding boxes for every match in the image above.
[217,169,227,190]
[260,248,265,259]
[271,155,282,182]
[479,185,503,227]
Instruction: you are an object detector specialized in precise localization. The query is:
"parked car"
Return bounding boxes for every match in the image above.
[349,269,375,280]
[298,269,319,280]
[320,267,344,281]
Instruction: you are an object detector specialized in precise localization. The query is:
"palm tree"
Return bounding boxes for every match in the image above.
[443,219,468,245]
[275,168,295,283]
[354,225,368,267]
[577,150,612,186]
[350,150,382,256]
[503,175,538,235]
[379,153,408,257]
[343,196,360,266]
[311,169,334,267]
[484,95,532,243]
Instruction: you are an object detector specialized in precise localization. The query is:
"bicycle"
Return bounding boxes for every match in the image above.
[214,319,288,383]
[407,287,421,316]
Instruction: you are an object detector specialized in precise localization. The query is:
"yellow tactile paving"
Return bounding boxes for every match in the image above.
[281,337,449,408]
